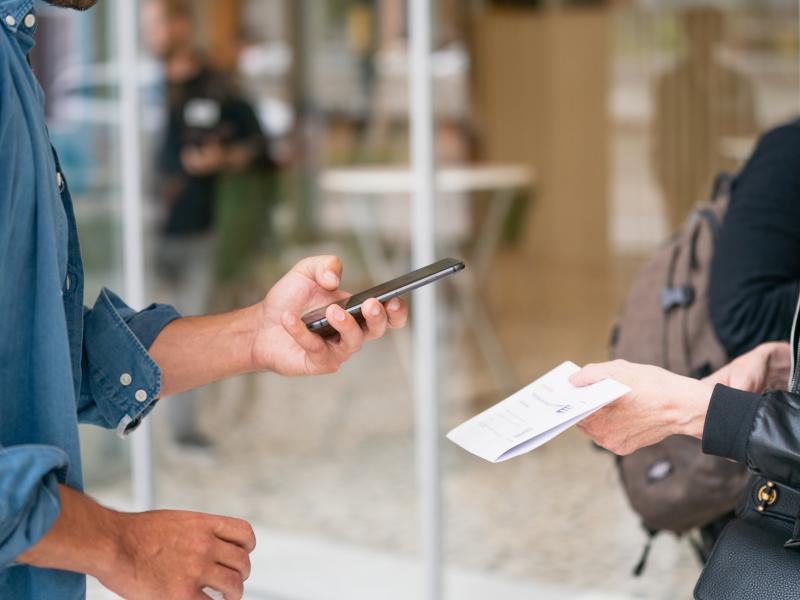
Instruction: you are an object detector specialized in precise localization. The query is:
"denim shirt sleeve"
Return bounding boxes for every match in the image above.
[78,288,180,435]
[0,444,69,567]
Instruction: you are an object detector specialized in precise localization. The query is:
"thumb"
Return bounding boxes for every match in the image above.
[292,255,343,291]
[569,362,614,387]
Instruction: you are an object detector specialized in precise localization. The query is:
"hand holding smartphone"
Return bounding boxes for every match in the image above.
[301,258,465,338]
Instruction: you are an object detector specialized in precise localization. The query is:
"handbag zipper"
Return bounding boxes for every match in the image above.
[790,291,800,392]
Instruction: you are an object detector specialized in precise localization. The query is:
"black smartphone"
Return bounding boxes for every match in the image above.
[302,258,466,338]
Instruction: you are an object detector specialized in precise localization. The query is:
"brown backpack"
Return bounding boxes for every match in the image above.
[609,173,751,563]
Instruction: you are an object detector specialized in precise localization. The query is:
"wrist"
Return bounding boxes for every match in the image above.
[672,378,714,439]
[86,506,128,582]
[229,303,263,374]
[246,301,275,373]
[18,486,124,579]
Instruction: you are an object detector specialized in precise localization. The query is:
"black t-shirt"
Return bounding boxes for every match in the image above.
[708,119,800,357]
[156,67,267,236]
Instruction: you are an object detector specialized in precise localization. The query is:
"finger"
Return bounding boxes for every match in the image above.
[326,305,365,356]
[281,312,329,354]
[360,298,388,340]
[385,298,408,329]
[202,565,244,600]
[211,517,256,552]
[291,255,343,291]
[214,540,252,581]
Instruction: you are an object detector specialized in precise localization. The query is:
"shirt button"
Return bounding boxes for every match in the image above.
[135,389,148,403]
[56,172,65,192]
[4,15,16,27]
[24,13,35,28]
[120,373,132,386]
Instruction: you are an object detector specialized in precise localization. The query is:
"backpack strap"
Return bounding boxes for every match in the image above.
[695,207,721,243]
[709,171,734,203]
[632,528,658,576]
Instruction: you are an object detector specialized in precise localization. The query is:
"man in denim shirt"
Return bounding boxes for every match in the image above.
[0,1,408,598]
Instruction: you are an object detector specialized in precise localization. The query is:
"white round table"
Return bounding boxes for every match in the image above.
[320,163,535,388]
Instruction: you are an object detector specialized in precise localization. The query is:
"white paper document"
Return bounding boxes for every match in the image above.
[446,361,630,463]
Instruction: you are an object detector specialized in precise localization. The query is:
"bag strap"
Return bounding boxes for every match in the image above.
[632,529,656,576]
[784,493,800,549]
[709,171,733,203]
[784,519,800,549]
[750,479,800,550]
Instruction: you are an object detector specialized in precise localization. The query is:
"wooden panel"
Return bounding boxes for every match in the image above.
[474,8,611,267]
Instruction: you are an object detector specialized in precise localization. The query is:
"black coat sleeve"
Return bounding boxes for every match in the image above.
[708,122,800,358]
[704,385,800,488]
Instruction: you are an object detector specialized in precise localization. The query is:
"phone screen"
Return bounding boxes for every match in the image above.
[301,258,465,336]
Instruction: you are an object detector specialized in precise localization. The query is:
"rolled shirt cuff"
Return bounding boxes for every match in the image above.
[83,289,180,435]
[702,384,763,464]
[0,445,69,567]
[113,297,181,351]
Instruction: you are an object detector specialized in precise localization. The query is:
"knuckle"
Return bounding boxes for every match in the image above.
[239,522,256,546]
[246,528,257,550]
[320,255,340,271]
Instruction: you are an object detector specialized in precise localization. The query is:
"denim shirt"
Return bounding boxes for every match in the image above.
[0,2,180,598]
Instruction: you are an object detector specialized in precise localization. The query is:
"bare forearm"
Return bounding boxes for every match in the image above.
[147,254,410,396]
[17,486,119,579]
[149,305,260,398]
[19,487,256,599]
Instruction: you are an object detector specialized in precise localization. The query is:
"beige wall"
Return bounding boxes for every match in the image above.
[474,7,611,267]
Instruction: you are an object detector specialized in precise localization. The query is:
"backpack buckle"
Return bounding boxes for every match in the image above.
[661,285,695,312]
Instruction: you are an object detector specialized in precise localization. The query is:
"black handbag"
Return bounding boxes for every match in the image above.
[694,476,800,599]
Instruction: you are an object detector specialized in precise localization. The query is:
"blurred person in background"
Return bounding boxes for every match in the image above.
[142,0,275,451]
[0,0,408,598]
[652,6,757,229]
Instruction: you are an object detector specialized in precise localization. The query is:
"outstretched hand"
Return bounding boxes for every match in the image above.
[568,360,714,455]
[251,255,408,376]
